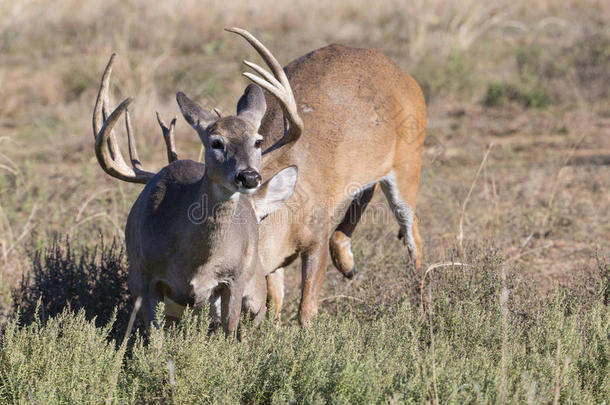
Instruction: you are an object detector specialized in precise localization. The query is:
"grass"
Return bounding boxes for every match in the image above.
[0,0,609,402]
[2,245,608,403]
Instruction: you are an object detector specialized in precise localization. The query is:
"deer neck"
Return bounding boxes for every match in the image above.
[190,174,253,277]
[198,173,243,226]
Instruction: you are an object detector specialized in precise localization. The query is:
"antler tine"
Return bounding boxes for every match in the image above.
[242,60,282,91]
[156,112,178,163]
[225,28,289,89]
[125,108,143,170]
[93,54,130,167]
[93,54,115,138]
[92,54,155,183]
[226,27,297,113]
[225,27,304,164]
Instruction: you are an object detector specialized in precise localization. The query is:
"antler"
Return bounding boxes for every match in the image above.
[93,54,154,183]
[156,113,178,163]
[225,28,304,165]
[93,54,179,183]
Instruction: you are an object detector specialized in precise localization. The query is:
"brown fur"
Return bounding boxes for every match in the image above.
[257,44,426,324]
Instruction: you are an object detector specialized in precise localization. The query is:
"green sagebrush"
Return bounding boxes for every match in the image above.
[2,244,608,404]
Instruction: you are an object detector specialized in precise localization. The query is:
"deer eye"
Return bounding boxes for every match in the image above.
[254,139,263,149]
[210,138,225,150]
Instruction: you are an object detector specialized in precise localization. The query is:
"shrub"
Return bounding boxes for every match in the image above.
[483,81,548,109]
[2,247,608,403]
[1,310,119,403]
[483,45,553,108]
[11,237,138,341]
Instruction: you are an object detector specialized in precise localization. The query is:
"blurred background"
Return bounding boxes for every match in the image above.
[0,0,608,320]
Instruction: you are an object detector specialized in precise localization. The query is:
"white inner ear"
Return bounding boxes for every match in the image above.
[253,166,298,221]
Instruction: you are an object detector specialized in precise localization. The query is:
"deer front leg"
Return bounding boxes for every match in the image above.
[243,269,268,326]
[266,268,284,321]
[220,283,245,339]
[127,274,159,330]
[140,291,159,330]
[298,244,330,326]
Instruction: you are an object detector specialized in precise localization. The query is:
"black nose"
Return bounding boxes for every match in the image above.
[235,169,261,189]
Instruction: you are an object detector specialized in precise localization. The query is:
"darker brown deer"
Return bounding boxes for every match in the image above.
[220,28,426,325]
[91,51,300,337]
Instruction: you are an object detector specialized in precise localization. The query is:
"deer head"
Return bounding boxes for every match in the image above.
[176,85,266,193]
[176,27,304,193]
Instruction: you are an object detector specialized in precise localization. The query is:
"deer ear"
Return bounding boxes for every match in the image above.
[176,92,218,132]
[237,84,267,129]
[253,166,297,221]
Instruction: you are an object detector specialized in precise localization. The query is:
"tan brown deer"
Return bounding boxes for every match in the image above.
[91,53,300,336]
[179,28,426,325]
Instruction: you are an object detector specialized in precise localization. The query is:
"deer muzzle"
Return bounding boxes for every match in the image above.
[235,168,261,189]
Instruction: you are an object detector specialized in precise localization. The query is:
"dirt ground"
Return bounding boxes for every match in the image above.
[0,0,608,319]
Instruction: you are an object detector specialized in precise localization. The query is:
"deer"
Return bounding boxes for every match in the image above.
[200,28,426,325]
[91,51,300,337]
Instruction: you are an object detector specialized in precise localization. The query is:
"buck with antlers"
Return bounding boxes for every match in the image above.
[176,28,426,325]
[93,27,425,331]
[92,52,299,336]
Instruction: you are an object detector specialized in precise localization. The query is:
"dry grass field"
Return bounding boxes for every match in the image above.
[0,0,608,403]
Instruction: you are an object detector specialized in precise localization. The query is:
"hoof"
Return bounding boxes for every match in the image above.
[344,267,358,279]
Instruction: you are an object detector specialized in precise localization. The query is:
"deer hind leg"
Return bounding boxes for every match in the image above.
[329,183,377,278]
[379,171,423,269]
[266,268,284,322]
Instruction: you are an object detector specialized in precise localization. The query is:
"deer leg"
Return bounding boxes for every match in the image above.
[329,183,377,278]
[251,299,267,327]
[298,243,330,326]
[220,283,245,339]
[243,270,268,327]
[266,268,284,322]
[380,171,423,269]
[140,289,158,329]
[412,217,422,268]
[127,273,158,330]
